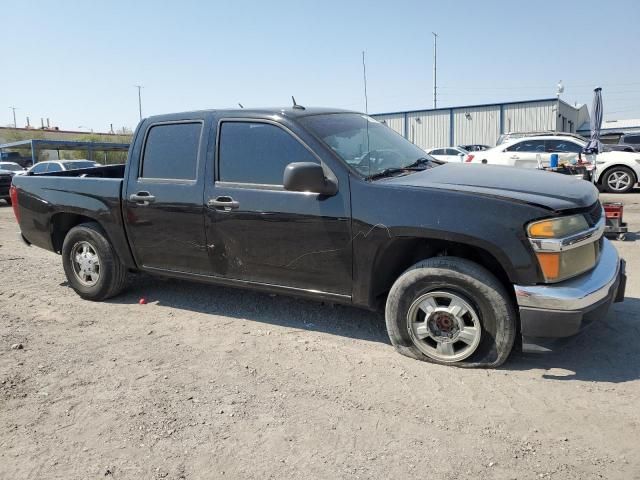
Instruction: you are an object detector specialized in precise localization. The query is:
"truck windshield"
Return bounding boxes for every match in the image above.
[300,113,437,178]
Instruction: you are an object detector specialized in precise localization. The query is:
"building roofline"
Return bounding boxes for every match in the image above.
[0,126,125,136]
[372,98,575,117]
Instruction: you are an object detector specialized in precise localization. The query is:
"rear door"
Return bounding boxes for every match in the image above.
[204,118,352,296]
[123,119,210,274]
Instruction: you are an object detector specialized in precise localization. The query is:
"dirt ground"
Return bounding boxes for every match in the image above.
[1,191,639,480]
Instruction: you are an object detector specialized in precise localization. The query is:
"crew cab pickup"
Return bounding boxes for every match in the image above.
[9,108,627,367]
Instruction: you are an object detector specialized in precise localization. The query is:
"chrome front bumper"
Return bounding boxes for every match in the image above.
[514,238,625,348]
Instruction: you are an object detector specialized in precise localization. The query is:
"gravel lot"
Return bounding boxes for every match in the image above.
[1,192,639,480]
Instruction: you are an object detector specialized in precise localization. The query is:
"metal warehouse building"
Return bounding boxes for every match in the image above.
[371,98,590,150]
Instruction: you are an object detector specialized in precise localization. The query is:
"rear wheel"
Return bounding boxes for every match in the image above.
[385,257,516,368]
[62,222,128,301]
[602,166,636,193]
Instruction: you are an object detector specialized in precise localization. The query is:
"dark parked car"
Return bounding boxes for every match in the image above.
[10,107,626,367]
[0,151,33,168]
[0,170,13,204]
[600,132,640,152]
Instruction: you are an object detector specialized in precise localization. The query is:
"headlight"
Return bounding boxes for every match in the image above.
[527,214,602,283]
[527,214,589,239]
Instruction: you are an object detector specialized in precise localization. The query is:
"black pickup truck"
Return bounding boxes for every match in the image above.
[9,108,626,367]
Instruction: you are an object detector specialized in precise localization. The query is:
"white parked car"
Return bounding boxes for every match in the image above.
[27,160,101,174]
[466,135,640,193]
[0,161,27,175]
[426,146,468,163]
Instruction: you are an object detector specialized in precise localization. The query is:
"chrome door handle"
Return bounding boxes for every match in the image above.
[129,191,156,205]
[510,155,520,159]
[207,196,239,210]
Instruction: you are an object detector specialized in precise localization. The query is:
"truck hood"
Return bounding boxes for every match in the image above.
[383,163,598,211]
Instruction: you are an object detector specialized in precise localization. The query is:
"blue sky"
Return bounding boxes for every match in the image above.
[3,0,640,132]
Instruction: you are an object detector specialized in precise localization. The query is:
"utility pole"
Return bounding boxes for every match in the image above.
[432,32,438,109]
[9,106,17,127]
[135,85,143,120]
[362,51,369,114]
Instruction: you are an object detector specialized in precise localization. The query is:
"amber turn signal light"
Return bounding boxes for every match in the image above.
[535,252,560,281]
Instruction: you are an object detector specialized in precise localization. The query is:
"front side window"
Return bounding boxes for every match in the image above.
[300,113,432,177]
[506,140,545,152]
[545,140,583,153]
[218,121,318,185]
[31,163,48,174]
[47,163,63,172]
[623,135,640,144]
[141,122,202,180]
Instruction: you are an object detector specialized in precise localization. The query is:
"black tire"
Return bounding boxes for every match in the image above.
[602,166,636,193]
[385,257,516,368]
[61,222,128,301]
[481,159,488,164]
[3,197,11,205]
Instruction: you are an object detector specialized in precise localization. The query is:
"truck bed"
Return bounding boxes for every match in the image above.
[11,164,134,266]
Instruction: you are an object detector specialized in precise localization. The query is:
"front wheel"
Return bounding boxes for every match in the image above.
[602,166,636,193]
[62,222,128,301]
[385,257,516,368]
[3,197,11,205]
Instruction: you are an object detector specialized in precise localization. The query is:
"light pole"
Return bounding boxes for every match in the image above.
[432,32,438,109]
[9,106,17,127]
[135,85,143,120]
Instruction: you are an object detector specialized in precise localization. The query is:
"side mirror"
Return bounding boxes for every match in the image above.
[283,162,338,196]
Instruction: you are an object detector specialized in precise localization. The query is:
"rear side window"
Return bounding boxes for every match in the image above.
[141,122,202,180]
[545,140,583,153]
[218,121,318,185]
[623,135,640,144]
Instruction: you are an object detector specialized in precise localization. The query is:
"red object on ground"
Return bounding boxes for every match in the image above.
[139,298,147,305]
[604,203,623,219]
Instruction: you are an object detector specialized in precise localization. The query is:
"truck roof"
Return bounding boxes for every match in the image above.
[144,107,359,123]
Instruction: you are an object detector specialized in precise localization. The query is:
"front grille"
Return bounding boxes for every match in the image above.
[586,200,602,226]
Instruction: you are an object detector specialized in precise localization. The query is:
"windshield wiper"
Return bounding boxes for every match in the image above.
[404,156,435,169]
[367,157,436,181]
[367,166,423,181]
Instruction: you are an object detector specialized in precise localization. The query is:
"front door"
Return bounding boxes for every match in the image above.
[204,119,352,296]
[503,139,548,168]
[124,120,210,274]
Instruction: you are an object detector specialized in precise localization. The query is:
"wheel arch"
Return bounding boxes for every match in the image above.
[50,212,107,254]
[365,236,516,310]
[597,163,638,186]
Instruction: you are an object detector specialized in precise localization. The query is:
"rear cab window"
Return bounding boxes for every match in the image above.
[141,122,202,180]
